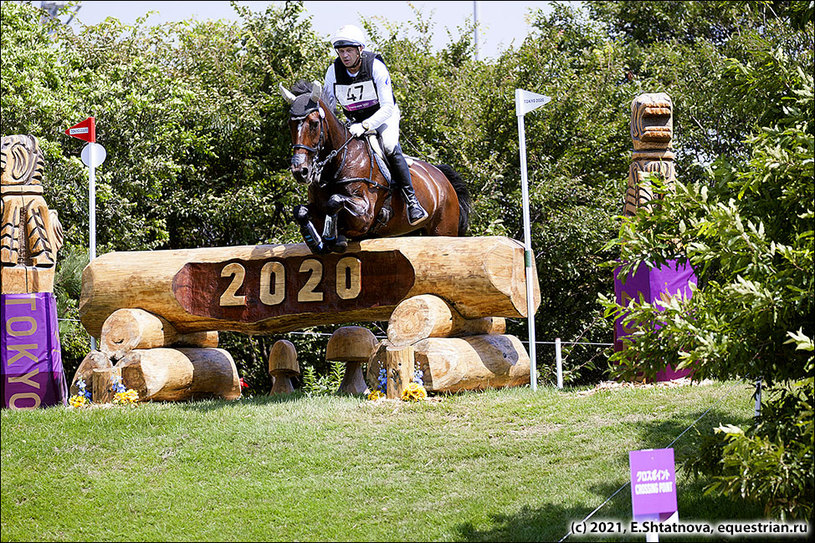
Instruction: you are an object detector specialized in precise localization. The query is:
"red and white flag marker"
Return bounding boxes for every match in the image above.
[65,117,96,142]
[65,116,106,349]
[64,117,106,261]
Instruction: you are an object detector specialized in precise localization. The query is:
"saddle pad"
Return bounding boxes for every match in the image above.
[366,133,415,167]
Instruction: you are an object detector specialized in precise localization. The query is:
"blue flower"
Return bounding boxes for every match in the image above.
[110,375,126,393]
[377,368,387,393]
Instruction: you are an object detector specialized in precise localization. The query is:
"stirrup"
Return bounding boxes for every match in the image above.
[407,201,428,226]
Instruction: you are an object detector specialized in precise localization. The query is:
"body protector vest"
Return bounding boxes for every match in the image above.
[333,51,396,123]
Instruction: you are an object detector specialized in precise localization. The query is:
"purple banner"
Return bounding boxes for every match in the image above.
[1,292,68,409]
[629,448,678,517]
[614,260,697,381]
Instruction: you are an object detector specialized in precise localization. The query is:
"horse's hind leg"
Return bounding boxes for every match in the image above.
[293,204,325,254]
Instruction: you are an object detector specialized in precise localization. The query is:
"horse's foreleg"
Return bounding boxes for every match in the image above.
[293,204,325,254]
[322,195,350,252]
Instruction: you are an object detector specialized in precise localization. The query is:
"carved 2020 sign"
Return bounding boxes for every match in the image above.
[172,251,415,322]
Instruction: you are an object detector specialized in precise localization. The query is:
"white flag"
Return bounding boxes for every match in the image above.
[515,89,551,116]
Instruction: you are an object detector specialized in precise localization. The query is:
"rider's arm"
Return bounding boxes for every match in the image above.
[322,64,338,112]
[363,59,396,130]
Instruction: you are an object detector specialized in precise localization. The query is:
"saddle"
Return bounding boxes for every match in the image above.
[364,130,415,183]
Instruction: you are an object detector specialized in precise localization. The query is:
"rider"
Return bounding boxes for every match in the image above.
[322,24,428,226]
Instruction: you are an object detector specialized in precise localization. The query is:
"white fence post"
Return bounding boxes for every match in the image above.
[555,337,563,389]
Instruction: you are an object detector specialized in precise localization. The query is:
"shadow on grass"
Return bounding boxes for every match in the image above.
[167,391,365,411]
[455,400,765,542]
[456,478,766,542]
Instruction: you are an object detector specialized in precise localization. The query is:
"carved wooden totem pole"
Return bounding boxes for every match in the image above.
[1,134,69,408]
[614,94,696,381]
[624,93,676,216]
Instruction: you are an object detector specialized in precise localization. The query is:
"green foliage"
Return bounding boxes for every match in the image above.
[53,245,92,377]
[300,360,345,396]
[687,374,813,520]
[602,5,814,519]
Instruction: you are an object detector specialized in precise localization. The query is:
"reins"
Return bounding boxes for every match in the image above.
[290,109,390,192]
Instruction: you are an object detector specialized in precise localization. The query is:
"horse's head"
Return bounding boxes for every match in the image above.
[280,81,326,185]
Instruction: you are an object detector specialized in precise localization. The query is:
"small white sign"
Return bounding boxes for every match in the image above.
[81,142,106,168]
[515,89,551,116]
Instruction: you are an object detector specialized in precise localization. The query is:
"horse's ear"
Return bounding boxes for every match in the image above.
[310,81,322,103]
[278,82,296,105]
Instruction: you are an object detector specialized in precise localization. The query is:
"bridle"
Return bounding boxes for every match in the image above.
[289,108,390,192]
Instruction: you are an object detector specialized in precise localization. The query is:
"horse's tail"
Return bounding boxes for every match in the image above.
[436,164,471,236]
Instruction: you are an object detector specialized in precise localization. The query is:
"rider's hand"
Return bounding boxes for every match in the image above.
[349,123,365,138]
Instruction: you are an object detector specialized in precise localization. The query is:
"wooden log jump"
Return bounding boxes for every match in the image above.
[79,236,540,338]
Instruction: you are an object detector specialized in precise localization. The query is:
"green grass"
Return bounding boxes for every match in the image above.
[2,381,766,542]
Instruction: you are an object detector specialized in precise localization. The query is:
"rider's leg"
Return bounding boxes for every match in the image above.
[380,120,428,226]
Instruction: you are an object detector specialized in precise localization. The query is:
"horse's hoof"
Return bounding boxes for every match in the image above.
[303,238,324,254]
[334,236,348,253]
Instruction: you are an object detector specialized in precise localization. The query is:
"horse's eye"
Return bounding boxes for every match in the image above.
[309,119,320,130]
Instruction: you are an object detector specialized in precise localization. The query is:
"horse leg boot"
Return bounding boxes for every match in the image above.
[388,144,427,226]
[322,195,348,252]
[293,205,325,254]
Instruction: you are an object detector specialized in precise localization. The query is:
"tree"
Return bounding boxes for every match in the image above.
[601,3,814,518]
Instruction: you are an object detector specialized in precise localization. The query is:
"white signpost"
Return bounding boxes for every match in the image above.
[65,117,105,348]
[80,142,106,262]
[515,89,551,391]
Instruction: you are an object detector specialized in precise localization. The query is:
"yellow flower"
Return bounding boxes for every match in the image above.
[113,389,140,405]
[401,382,427,402]
[368,390,385,401]
[68,395,88,408]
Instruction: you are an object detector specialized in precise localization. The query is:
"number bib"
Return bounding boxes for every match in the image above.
[335,80,379,112]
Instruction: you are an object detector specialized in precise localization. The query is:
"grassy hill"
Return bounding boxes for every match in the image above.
[1,381,764,541]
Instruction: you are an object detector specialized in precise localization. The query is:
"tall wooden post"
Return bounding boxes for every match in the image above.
[1,135,68,408]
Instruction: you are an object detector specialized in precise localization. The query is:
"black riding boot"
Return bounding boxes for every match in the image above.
[389,144,428,226]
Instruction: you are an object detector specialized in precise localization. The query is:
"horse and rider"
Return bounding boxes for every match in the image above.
[280,24,470,254]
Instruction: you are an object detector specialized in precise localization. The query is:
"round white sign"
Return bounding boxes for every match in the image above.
[81,142,107,167]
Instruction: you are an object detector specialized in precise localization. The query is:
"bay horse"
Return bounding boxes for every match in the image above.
[279,80,470,253]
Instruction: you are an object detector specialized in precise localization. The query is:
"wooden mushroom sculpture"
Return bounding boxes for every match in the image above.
[268,340,299,395]
[326,326,378,395]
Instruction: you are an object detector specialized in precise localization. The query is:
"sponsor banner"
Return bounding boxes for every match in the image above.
[1,292,68,409]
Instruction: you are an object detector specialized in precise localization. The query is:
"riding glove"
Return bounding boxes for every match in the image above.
[349,123,366,137]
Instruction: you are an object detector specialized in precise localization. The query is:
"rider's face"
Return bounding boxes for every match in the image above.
[336,46,361,71]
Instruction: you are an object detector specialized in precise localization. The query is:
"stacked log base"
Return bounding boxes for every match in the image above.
[72,347,240,403]
[367,335,530,395]
[70,308,236,403]
[368,293,532,397]
[414,335,530,392]
[119,348,241,402]
[100,308,217,359]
